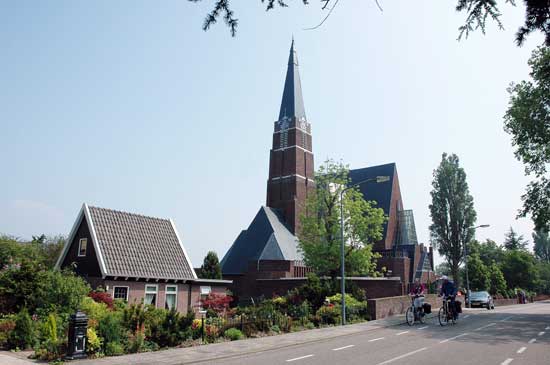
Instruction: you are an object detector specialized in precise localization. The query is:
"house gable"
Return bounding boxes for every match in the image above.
[60,212,102,279]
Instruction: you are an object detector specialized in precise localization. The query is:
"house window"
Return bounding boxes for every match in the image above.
[165,285,178,311]
[113,286,129,301]
[78,238,87,257]
[144,285,158,307]
[199,286,211,313]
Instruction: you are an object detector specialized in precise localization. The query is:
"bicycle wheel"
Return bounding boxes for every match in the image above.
[419,310,426,324]
[405,307,415,326]
[438,307,448,326]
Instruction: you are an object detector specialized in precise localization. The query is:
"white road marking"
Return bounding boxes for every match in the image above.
[501,358,514,365]
[545,326,550,330]
[376,347,428,365]
[463,315,470,319]
[500,316,513,322]
[517,347,527,354]
[439,333,469,343]
[369,337,385,342]
[396,331,409,336]
[474,323,496,331]
[418,326,428,330]
[332,345,354,351]
[286,354,314,362]
[528,338,537,344]
[538,331,545,336]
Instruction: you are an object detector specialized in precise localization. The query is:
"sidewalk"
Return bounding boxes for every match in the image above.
[0,315,410,365]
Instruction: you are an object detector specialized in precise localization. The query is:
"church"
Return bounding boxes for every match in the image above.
[220,40,435,301]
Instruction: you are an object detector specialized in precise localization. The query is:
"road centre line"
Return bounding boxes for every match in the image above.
[396,331,409,336]
[500,316,514,322]
[286,354,313,362]
[463,315,470,319]
[375,347,428,365]
[546,326,550,330]
[332,345,354,351]
[538,331,545,336]
[418,326,428,330]
[517,347,527,354]
[501,358,514,365]
[369,337,385,342]
[439,333,469,344]
[474,323,496,331]
[528,338,537,344]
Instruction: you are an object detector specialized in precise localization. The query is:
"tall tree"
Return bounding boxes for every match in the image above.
[199,251,222,279]
[429,153,477,288]
[503,227,528,250]
[190,1,550,45]
[299,160,386,278]
[533,229,550,262]
[487,262,507,295]
[464,253,491,291]
[504,46,550,232]
[478,239,505,265]
[500,249,539,290]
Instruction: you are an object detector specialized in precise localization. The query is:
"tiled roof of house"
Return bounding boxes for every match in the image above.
[58,204,197,280]
[87,206,196,280]
[221,206,301,275]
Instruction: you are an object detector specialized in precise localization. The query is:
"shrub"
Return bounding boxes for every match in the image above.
[89,291,114,310]
[123,302,146,334]
[80,296,109,327]
[316,305,341,326]
[191,318,202,339]
[86,327,102,356]
[269,324,281,333]
[38,269,90,318]
[105,341,124,356]
[0,317,16,349]
[127,332,145,353]
[98,311,123,349]
[9,308,36,349]
[201,293,233,317]
[224,328,244,341]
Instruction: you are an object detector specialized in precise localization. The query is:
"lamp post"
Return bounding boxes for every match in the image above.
[339,175,390,325]
[465,224,490,308]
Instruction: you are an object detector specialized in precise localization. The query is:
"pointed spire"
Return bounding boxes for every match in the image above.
[278,39,306,121]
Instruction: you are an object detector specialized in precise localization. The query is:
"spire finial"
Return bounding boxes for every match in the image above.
[278,39,306,121]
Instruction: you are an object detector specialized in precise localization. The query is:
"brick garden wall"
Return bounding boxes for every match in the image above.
[367,294,440,320]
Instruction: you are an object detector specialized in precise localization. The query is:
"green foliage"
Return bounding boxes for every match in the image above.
[199,251,222,279]
[80,296,110,327]
[533,229,550,263]
[505,46,550,231]
[477,239,505,265]
[86,327,102,356]
[465,253,490,291]
[316,305,341,326]
[487,262,507,296]
[38,269,90,317]
[503,227,528,251]
[429,153,477,288]
[123,302,146,334]
[299,160,385,278]
[145,308,193,348]
[9,308,35,349]
[98,311,124,349]
[0,317,16,349]
[535,261,550,294]
[104,342,124,356]
[287,273,333,311]
[501,250,539,290]
[224,327,244,341]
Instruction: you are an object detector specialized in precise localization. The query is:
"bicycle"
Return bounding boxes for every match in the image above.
[438,295,457,326]
[405,295,426,326]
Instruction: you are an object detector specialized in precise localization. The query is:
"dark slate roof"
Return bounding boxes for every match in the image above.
[349,163,397,240]
[221,206,301,275]
[278,39,306,121]
[69,204,197,280]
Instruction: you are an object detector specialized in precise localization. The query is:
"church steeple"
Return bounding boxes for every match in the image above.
[267,39,314,235]
[278,39,306,121]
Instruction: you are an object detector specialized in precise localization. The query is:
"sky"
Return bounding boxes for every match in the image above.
[0,1,545,268]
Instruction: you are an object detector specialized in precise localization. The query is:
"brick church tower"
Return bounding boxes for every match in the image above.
[266,40,315,235]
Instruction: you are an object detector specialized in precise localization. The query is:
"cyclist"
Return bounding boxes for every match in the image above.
[439,275,458,320]
[410,278,425,310]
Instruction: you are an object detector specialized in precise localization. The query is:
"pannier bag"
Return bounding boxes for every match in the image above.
[422,303,432,314]
[455,301,462,313]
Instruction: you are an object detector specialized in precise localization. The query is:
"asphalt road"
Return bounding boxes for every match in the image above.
[208,302,550,365]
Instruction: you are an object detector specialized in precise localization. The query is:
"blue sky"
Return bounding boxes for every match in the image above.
[0,1,544,267]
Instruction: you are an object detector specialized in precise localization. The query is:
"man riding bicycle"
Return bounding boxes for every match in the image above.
[439,275,458,320]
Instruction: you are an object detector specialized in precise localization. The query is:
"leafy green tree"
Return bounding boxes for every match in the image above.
[500,250,539,290]
[435,262,452,277]
[478,239,505,265]
[533,229,550,263]
[466,253,490,291]
[299,160,386,278]
[190,1,550,45]
[429,153,477,288]
[504,46,550,232]
[487,262,507,296]
[503,227,528,251]
[535,261,550,294]
[199,251,222,279]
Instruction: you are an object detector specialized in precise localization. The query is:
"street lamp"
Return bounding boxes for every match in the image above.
[464,224,490,308]
[339,175,390,325]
